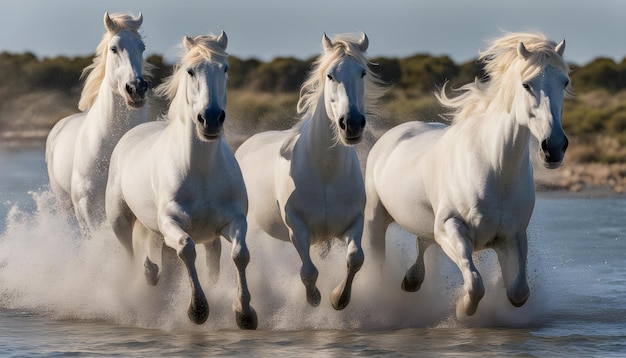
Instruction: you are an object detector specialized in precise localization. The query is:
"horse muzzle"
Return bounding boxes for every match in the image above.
[125,77,148,109]
[540,135,569,169]
[197,109,226,141]
[339,114,366,145]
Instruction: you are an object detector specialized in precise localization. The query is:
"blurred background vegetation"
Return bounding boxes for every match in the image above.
[1,50,626,163]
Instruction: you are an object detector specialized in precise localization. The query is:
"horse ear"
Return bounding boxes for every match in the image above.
[183,36,195,50]
[358,33,369,52]
[322,33,333,52]
[555,39,566,57]
[216,31,228,50]
[517,42,531,60]
[135,12,143,27]
[104,12,116,32]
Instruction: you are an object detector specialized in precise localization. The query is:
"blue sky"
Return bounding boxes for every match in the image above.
[1,0,624,65]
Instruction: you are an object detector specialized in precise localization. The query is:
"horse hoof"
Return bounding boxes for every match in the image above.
[188,297,209,324]
[306,287,321,307]
[330,286,350,311]
[456,294,478,318]
[508,290,530,307]
[401,275,422,292]
[143,257,159,286]
[235,306,258,330]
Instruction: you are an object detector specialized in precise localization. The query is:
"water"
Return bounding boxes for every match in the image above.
[0,144,625,357]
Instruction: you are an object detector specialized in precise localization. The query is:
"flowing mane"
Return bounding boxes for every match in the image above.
[78,13,146,111]
[156,34,229,120]
[296,33,386,121]
[436,31,574,123]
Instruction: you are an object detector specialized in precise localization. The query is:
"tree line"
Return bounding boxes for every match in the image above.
[1,51,626,162]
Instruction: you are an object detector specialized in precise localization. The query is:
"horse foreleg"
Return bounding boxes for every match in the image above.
[160,216,208,324]
[204,238,222,285]
[286,212,321,307]
[330,216,364,310]
[221,214,258,330]
[402,237,430,292]
[436,217,485,317]
[494,232,530,307]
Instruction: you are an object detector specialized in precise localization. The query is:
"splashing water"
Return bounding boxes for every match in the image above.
[0,187,553,332]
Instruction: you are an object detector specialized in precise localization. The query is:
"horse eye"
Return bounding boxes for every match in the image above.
[522,83,531,92]
[564,80,570,88]
[187,69,194,77]
[361,71,366,78]
[327,74,334,81]
[110,46,118,54]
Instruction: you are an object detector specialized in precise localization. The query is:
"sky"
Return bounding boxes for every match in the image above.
[0,0,624,66]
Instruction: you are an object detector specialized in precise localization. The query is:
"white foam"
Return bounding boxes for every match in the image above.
[0,190,550,331]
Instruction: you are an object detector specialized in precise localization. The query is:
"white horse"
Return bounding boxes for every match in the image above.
[105,33,257,329]
[364,32,572,318]
[236,33,385,310]
[46,12,148,233]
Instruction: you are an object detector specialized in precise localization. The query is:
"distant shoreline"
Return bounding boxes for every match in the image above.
[3,134,624,197]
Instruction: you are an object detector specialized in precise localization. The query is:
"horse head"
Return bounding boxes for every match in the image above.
[516,39,571,169]
[179,32,229,141]
[103,12,148,109]
[321,33,369,145]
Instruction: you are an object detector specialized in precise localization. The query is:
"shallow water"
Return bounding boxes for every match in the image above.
[0,145,625,356]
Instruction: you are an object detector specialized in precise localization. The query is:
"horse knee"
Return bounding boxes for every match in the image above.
[347,247,364,271]
[177,236,196,264]
[231,244,250,270]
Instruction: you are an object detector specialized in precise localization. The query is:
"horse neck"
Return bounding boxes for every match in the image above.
[471,106,532,178]
[88,80,145,138]
[168,110,222,174]
[302,93,355,176]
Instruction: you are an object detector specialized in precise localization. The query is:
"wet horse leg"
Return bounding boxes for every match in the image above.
[160,216,208,325]
[221,214,258,330]
[330,216,364,310]
[494,232,530,307]
[132,222,161,286]
[436,217,485,317]
[402,237,431,292]
[285,211,321,307]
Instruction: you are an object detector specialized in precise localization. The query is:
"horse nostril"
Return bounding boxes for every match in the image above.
[339,116,346,130]
[218,110,226,124]
[541,139,549,152]
[197,114,206,125]
[562,136,569,152]
[125,83,133,95]
[360,115,366,129]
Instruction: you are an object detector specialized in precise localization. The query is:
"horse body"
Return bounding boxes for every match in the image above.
[365,32,572,318]
[46,12,148,233]
[106,33,257,329]
[236,33,384,310]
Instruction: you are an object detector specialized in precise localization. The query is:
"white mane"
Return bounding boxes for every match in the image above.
[436,31,574,124]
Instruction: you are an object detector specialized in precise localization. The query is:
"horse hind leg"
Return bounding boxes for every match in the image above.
[402,237,430,292]
[494,232,530,307]
[436,217,485,317]
[204,238,222,285]
[221,214,258,330]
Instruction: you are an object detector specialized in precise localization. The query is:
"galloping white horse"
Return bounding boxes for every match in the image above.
[46,12,148,233]
[364,32,572,318]
[106,33,257,329]
[236,33,385,310]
